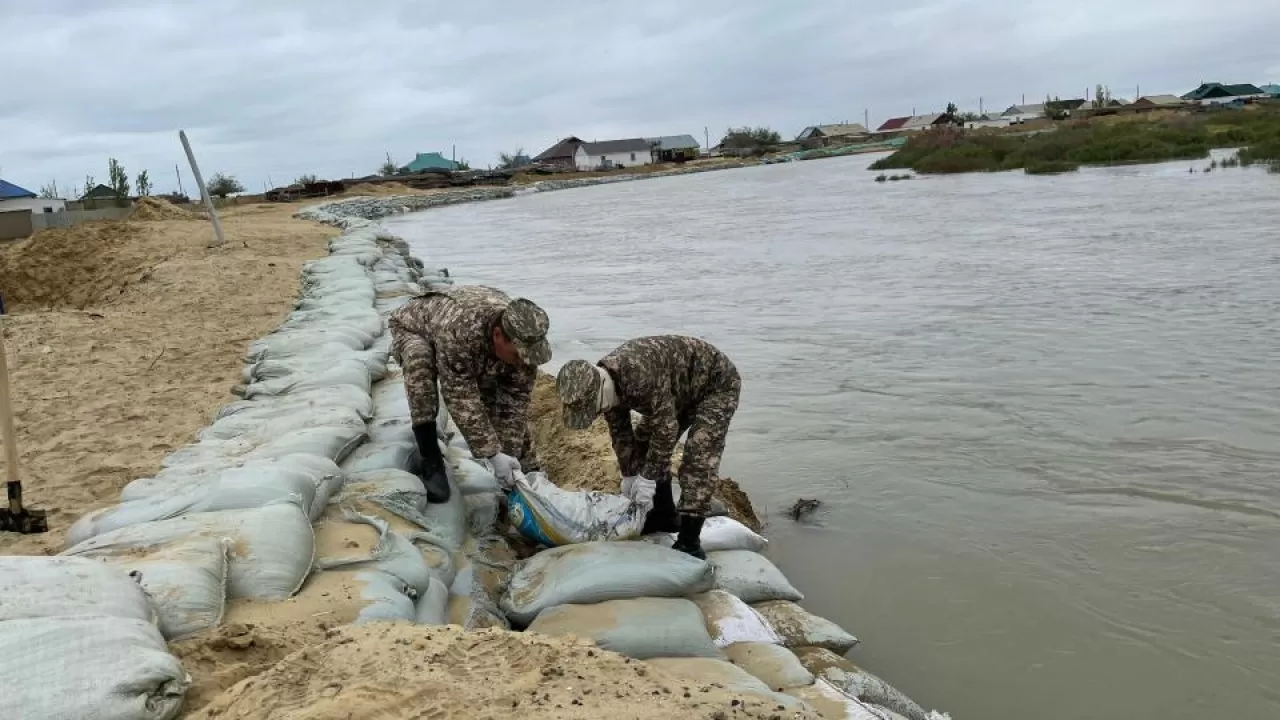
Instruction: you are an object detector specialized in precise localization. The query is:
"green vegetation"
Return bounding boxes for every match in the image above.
[871,107,1280,175]
[208,173,245,199]
[720,126,782,155]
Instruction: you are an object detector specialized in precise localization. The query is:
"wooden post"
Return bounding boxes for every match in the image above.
[179,130,226,248]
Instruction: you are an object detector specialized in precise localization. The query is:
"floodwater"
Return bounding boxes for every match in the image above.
[385,153,1280,720]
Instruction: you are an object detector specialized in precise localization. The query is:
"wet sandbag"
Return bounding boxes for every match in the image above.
[200,403,368,443]
[125,454,343,521]
[527,597,721,659]
[67,465,320,547]
[788,678,897,720]
[465,491,502,537]
[327,569,418,625]
[240,359,373,399]
[445,444,500,495]
[753,600,859,654]
[708,550,803,604]
[111,537,230,641]
[161,426,365,475]
[506,470,647,547]
[368,416,414,444]
[500,541,714,626]
[215,384,374,422]
[64,500,315,600]
[0,556,155,624]
[3,616,189,720]
[340,440,419,474]
[643,516,768,553]
[645,657,806,711]
[794,647,929,720]
[315,510,433,595]
[414,576,450,625]
[372,378,411,419]
[247,328,373,361]
[693,589,783,648]
[246,347,389,384]
[282,306,383,337]
[724,642,814,691]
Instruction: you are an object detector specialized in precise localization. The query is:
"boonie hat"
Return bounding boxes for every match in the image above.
[556,359,602,430]
[500,298,552,366]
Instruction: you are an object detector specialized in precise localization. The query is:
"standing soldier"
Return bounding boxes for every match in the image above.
[555,335,741,559]
[389,285,551,504]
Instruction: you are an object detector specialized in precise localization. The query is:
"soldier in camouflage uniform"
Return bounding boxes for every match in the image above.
[556,335,741,559]
[388,285,551,503]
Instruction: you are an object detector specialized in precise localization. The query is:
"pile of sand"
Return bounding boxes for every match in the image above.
[342,181,419,197]
[188,624,817,720]
[129,196,200,221]
[530,374,761,530]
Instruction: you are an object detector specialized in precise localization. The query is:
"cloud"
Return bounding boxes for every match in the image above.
[0,0,1276,195]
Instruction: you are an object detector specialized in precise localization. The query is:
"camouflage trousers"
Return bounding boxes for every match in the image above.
[389,332,539,471]
[623,378,741,516]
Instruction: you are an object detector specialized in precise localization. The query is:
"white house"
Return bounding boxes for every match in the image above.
[965,113,1013,129]
[0,179,65,214]
[1001,104,1046,123]
[573,139,654,170]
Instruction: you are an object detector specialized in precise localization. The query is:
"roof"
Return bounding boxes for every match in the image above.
[402,152,458,172]
[805,124,869,138]
[1054,98,1088,110]
[646,135,700,150]
[533,136,583,161]
[875,116,910,132]
[81,183,118,199]
[0,179,36,200]
[579,138,652,154]
[1135,94,1184,106]
[1003,104,1044,116]
[902,114,943,130]
[1182,82,1265,100]
[1259,84,1280,95]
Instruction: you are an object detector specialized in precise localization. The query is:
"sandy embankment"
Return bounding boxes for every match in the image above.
[0,199,795,719]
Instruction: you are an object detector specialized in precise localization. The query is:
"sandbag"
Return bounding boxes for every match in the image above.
[247,328,372,361]
[794,647,929,720]
[124,455,342,521]
[506,470,647,547]
[527,597,721,660]
[214,385,374,422]
[693,589,783,648]
[200,403,368,443]
[64,500,315,600]
[445,445,500,495]
[414,576,450,625]
[282,306,383,337]
[68,466,320,547]
[240,359,373,399]
[724,642,814,690]
[340,440,419,474]
[0,556,154,624]
[246,347,389,384]
[465,491,502,537]
[753,600,859,654]
[112,537,230,640]
[500,541,714,626]
[315,510,434,596]
[708,550,804,604]
[788,678,899,720]
[644,516,767,553]
[343,569,418,625]
[645,657,807,711]
[3,616,189,720]
[372,379,412,420]
[368,416,414,444]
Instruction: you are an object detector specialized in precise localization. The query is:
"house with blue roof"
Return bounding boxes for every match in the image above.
[399,152,459,173]
[0,179,65,215]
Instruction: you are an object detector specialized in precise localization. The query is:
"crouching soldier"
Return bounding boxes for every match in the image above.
[555,335,741,559]
[389,285,551,503]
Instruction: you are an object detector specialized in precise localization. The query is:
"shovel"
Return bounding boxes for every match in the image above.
[0,318,47,534]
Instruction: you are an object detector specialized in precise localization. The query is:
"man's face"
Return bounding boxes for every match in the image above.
[492,325,522,366]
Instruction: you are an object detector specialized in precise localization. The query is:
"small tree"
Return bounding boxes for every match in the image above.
[38,181,60,199]
[719,126,782,152]
[295,174,318,185]
[82,174,95,198]
[942,102,961,125]
[497,148,525,170]
[378,153,398,176]
[455,158,471,171]
[207,173,244,199]
[107,158,130,206]
[136,170,152,197]
[1043,95,1068,120]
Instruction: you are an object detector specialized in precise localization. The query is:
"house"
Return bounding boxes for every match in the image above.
[0,179,65,215]
[795,123,869,142]
[532,137,584,169]
[1131,94,1186,107]
[1001,104,1045,123]
[81,184,119,200]
[874,116,911,133]
[1181,83,1266,105]
[902,114,946,131]
[646,135,701,162]
[1258,84,1280,98]
[965,113,1012,129]
[573,139,653,170]
[401,152,459,173]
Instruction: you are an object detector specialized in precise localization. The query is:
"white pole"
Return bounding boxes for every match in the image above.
[179,130,226,248]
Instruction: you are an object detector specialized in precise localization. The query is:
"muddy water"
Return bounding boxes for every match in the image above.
[385,153,1280,720]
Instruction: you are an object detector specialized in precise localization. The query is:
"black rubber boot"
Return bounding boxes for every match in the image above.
[641,479,679,534]
[671,514,706,560]
[413,422,451,504]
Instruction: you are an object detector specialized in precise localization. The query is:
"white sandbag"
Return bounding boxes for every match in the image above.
[201,403,367,443]
[64,500,315,600]
[372,378,412,419]
[161,426,366,474]
[527,597,722,659]
[793,647,930,720]
[315,510,433,595]
[643,516,768,553]
[340,440,419,474]
[724,642,814,690]
[465,491,502,537]
[789,678,896,720]
[113,537,230,641]
[246,347,389,384]
[414,576,450,625]
[247,328,372,361]
[693,589,783,648]
[500,541,714,626]
[338,569,418,625]
[506,470,647,547]
[445,444,500,495]
[282,307,383,337]
[124,455,342,521]
[645,657,806,711]
[0,556,154,624]
[240,359,373,399]
[753,600,859,654]
[376,296,413,313]
[708,550,804,604]
[340,468,427,503]
[368,416,414,444]
[68,466,320,547]
[3,616,189,720]
[417,479,469,550]
[215,384,374,422]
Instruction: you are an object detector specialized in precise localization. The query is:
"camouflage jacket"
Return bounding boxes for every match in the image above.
[598,335,739,480]
[388,285,534,459]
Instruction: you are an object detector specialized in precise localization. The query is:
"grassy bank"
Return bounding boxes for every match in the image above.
[871,106,1280,174]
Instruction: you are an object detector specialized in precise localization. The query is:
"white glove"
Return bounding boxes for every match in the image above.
[621,475,656,507]
[482,452,522,490]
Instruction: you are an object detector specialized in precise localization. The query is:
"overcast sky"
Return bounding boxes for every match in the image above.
[2,0,1277,196]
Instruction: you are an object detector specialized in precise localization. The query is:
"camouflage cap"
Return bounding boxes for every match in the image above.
[556,359,602,430]
[500,298,552,366]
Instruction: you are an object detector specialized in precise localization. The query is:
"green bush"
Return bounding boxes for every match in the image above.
[1024,160,1080,174]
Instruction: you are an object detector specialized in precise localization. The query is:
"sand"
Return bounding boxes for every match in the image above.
[188,623,818,720]
[129,196,203,221]
[0,203,336,555]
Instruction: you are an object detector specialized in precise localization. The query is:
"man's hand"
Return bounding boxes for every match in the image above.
[621,475,656,507]
[482,452,522,489]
